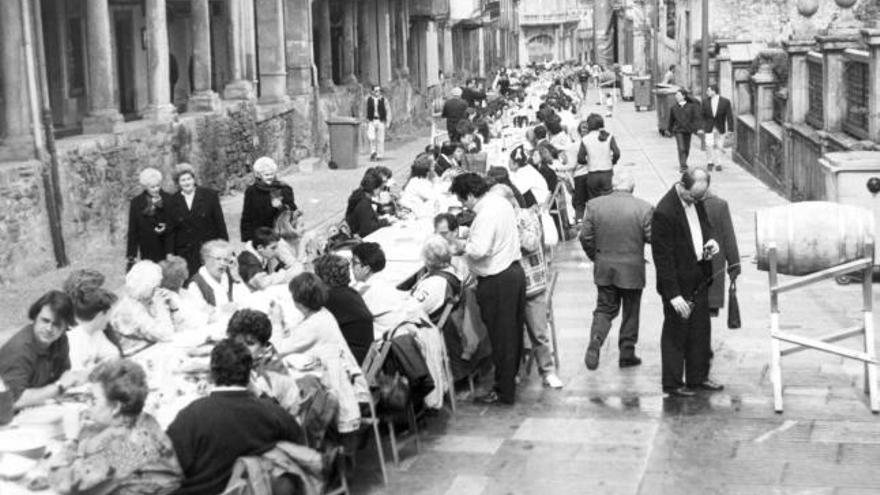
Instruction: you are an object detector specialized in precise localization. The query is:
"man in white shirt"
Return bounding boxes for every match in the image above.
[651,168,721,397]
[450,173,526,405]
[186,239,249,311]
[700,85,734,172]
[366,85,391,161]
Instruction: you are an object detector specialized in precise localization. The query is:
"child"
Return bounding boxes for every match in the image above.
[604,92,614,118]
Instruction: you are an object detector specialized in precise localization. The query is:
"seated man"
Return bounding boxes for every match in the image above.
[186,239,249,311]
[350,242,417,337]
[237,227,297,291]
[166,339,304,495]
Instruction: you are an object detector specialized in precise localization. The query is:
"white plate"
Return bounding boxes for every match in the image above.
[0,453,37,480]
[13,405,65,426]
[0,428,49,454]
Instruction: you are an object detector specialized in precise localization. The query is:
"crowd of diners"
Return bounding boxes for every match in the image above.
[0,62,620,494]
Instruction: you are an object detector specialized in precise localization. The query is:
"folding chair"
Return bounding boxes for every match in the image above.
[359,341,390,484]
[434,297,460,415]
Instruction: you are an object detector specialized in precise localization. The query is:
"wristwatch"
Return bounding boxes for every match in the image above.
[56,382,67,396]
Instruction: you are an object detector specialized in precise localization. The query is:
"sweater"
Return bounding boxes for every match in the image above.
[166,390,303,495]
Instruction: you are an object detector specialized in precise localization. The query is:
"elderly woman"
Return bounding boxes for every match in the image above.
[167,163,229,277]
[68,287,122,371]
[276,273,366,433]
[46,359,182,495]
[313,254,373,365]
[240,156,299,243]
[0,291,85,409]
[126,168,172,270]
[109,260,181,354]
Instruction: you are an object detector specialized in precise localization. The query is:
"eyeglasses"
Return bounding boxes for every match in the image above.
[207,255,233,264]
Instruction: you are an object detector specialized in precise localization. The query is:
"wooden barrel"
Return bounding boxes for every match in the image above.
[755,201,875,275]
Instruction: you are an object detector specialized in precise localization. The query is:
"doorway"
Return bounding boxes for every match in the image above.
[113,9,137,119]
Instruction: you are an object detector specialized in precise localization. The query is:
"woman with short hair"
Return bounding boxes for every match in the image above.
[345,170,392,237]
[0,291,84,409]
[401,154,439,218]
[126,168,172,270]
[240,156,299,243]
[68,286,122,371]
[46,359,183,495]
[167,163,229,277]
[313,254,374,365]
[109,260,181,354]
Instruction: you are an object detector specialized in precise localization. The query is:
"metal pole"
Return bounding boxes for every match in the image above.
[700,0,709,98]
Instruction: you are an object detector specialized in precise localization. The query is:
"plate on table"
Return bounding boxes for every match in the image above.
[0,428,50,459]
[0,452,38,480]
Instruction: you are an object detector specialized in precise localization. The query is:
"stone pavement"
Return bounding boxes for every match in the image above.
[0,130,431,343]
[347,96,880,494]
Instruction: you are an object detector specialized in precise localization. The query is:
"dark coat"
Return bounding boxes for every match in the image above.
[325,286,374,365]
[441,97,469,134]
[701,96,734,134]
[240,180,298,242]
[580,191,654,289]
[651,186,714,303]
[704,193,740,309]
[435,154,457,176]
[345,188,388,238]
[126,191,173,265]
[167,187,228,276]
[668,99,703,135]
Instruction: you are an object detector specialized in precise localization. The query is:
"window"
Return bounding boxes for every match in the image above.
[805,56,823,129]
[843,59,869,139]
[665,0,676,39]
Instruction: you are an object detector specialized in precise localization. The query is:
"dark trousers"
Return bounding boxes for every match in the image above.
[573,174,590,222]
[660,293,712,389]
[476,261,526,404]
[586,170,613,200]
[447,122,461,143]
[589,285,642,357]
[674,132,692,170]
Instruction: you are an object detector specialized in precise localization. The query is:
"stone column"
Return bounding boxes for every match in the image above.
[256,0,289,102]
[478,27,486,77]
[316,0,334,88]
[443,21,455,76]
[783,39,815,124]
[731,61,752,115]
[716,43,733,103]
[189,0,221,111]
[0,0,33,158]
[341,0,358,84]
[144,0,176,121]
[751,64,777,123]
[224,0,255,100]
[377,0,393,86]
[284,0,314,95]
[817,33,860,132]
[861,29,880,142]
[82,0,122,134]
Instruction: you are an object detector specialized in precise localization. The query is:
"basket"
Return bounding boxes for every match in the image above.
[522,248,548,298]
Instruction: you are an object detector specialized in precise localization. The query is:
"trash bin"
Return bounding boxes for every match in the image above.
[326,117,360,169]
[633,76,653,111]
[619,72,634,101]
[654,85,679,137]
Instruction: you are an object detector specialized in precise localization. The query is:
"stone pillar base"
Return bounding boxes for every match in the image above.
[342,74,358,86]
[318,78,335,90]
[223,79,255,100]
[287,66,314,96]
[0,136,35,161]
[82,109,123,135]
[259,74,291,104]
[189,90,222,112]
[143,103,177,122]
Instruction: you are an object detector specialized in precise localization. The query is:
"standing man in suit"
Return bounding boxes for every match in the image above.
[651,168,723,397]
[580,172,654,370]
[668,89,703,174]
[366,85,391,162]
[167,163,229,278]
[442,87,469,142]
[701,85,735,172]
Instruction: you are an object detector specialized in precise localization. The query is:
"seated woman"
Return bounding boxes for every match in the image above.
[276,273,367,434]
[68,286,122,371]
[313,254,374,365]
[0,291,85,409]
[345,170,392,238]
[109,261,183,353]
[226,309,301,417]
[46,359,182,495]
[400,154,438,218]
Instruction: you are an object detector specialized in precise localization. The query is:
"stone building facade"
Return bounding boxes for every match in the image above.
[0,0,516,282]
[518,0,581,65]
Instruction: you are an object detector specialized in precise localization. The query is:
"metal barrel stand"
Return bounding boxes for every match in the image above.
[767,242,879,414]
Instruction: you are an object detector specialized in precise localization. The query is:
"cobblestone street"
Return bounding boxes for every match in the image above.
[344,100,880,495]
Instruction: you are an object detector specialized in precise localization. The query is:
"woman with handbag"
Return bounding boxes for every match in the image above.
[240,156,299,243]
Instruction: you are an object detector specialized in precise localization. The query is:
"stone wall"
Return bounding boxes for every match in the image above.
[0,78,432,283]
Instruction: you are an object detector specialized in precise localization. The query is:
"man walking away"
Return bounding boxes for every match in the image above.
[442,87,469,143]
[668,89,703,174]
[366,85,390,161]
[581,172,653,370]
[701,85,734,172]
[651,168,723,397]
[450,173,527,406]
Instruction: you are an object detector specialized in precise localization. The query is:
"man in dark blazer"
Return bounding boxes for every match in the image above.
[651,168,722,397]
[704,190,740,317]
[167,164,229,278]
[701,85,735,172]
[126,168,173,271]
[441,87,469,142]
[580,172,654,370]
[668,88,703,174]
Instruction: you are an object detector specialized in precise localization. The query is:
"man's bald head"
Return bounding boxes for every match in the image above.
[612,171,636,193]
[679,167,711,203]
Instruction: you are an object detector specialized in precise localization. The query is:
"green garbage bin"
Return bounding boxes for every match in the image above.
[326,117,360,169]
[653,85,679,137]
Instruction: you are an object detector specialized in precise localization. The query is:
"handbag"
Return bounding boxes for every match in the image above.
[727,279,741,329]
[522,248,548,298]
[274,208,303,242]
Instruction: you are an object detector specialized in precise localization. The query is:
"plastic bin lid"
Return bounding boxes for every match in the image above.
[326,116,360,125]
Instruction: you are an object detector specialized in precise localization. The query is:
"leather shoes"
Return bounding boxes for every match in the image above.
[474,390,512,405]
[695,379,724,392]
[584,346,600,371]
[664,386,697,397]
[619,356,642,368]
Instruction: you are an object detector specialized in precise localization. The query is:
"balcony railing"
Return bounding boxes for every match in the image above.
[519,12,581,26]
